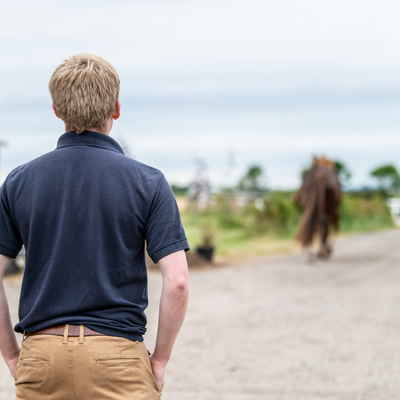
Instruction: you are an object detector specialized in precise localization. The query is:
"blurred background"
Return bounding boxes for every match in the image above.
[1,0,399,256]
[2,1,400,399]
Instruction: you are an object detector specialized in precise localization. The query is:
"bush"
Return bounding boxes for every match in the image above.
[340,193,393,232]
[181,190,394,255]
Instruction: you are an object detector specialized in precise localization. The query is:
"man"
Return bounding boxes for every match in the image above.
[0,53,189,399]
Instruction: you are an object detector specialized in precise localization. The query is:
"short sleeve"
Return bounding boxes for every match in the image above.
[0,183,23,258]
[145,174,189,264]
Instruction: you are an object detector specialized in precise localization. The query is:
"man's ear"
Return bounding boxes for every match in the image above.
[52,103,61,119]
[112,100,121,120]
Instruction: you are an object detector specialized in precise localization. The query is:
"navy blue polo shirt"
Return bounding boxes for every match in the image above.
[0,131,189,341]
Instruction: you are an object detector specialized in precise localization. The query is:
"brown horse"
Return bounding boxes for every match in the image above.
[294,157,342,260]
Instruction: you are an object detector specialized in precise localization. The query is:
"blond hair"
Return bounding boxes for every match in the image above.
[49,53,120,134]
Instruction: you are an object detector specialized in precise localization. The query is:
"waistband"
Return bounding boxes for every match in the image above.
[25,324,106,341]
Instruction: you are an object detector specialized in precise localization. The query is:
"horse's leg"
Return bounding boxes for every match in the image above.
[318,214,329,259]
[324,188,338,259]
[324,222,332,258]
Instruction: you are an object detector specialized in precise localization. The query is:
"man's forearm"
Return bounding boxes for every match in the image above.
[0,280,20,363]
[0,254,20,376]
[152,275,189,362]
[150,250,189,391]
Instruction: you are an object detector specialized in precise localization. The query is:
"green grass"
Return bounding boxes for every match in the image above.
[180,192,394,259]
[181,211,298,258]
[339,193,393,233]
[340,215,393,233]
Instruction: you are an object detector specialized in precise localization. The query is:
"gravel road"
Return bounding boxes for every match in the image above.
[2,229,400,400]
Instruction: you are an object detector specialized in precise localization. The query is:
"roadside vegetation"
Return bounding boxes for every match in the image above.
[179,191,393,258]
[173,161,397,259]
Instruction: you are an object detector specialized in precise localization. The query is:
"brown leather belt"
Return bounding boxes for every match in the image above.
[26,324,106,337]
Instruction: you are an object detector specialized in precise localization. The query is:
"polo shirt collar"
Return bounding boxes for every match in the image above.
[56,130,125,155]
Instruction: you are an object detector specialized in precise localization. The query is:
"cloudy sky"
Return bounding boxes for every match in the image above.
[1,0,399,188]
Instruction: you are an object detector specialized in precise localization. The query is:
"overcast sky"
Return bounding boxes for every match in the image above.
[1,0,399,188]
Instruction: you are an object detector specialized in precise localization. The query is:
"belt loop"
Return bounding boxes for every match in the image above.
[22,330,27,341]
[79,325,85,344]
[63,324,70,344]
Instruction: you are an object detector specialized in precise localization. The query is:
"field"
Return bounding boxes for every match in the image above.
[179,191,394,259]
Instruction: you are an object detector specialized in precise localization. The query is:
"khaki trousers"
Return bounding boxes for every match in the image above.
[14,328,161,400]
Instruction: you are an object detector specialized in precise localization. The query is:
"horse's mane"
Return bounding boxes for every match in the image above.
[314,156,334,170]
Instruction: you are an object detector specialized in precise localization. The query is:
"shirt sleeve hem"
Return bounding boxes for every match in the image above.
[149,240,190,264]
[0,243,21,259]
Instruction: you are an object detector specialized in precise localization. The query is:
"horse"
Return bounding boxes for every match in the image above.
[293,156,342,260]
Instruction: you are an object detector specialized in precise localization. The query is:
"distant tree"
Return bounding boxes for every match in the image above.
[171,185,188,196]
[333,160,351,183]
[237,165,267,192]
[370,164,400,193]
[188,157,211,212]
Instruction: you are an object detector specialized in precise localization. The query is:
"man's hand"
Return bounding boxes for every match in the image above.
[149,354,166,392]
[5,350,20,378]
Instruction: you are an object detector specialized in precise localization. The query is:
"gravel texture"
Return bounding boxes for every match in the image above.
[2,229,400,400]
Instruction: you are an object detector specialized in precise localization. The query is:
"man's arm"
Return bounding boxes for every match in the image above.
[0,254,20,378]
[150,249,189,391]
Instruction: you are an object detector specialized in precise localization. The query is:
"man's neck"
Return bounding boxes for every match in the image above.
[65,118,113,136]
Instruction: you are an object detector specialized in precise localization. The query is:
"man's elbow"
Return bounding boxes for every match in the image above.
[165,273,189,302]
[173,277,189,298]
[159,250,189,297]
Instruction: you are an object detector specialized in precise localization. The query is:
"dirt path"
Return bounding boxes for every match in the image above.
[2,229,400,400]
